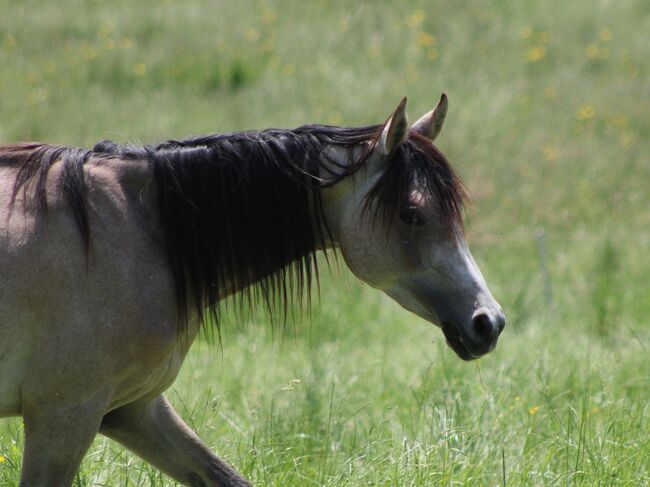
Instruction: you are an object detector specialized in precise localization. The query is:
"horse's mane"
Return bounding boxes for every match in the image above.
[0,124,465,330]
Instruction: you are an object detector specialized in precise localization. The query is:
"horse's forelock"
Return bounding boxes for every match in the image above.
[361,131,467,237]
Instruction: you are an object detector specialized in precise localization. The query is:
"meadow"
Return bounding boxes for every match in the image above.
[0,0,648,485]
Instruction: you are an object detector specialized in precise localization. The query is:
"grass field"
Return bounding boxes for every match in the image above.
[1,0,649,485]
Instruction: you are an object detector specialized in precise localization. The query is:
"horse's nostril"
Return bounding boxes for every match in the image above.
[471,313,496,343]
[496,313,506,336]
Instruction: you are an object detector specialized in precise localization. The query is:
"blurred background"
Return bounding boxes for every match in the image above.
[0,0,648,485]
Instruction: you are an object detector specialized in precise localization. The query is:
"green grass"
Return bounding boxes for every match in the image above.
[1,0,649,485]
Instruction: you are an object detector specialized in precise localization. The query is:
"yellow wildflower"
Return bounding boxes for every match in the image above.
[328,112,342,125]
[3,33,16,48]
[542,146,558,161]
[119,38,133,49]
[281,64,295,77]
[575,105,595,120]
[519,26,533,39]
[619,133,636,149]
[133,63,147,76]
[599,29,612,41]
[528,405,539,415]
[367,46,380,59]
[585,44,599,59]
[244,27,259,42]
[80,42,97,61]
[406,9,425,28]
[544,86,558,101]
[416,32,436,47]
[261,8,277,25]
[427,48,439,61]
[526,46,546,62]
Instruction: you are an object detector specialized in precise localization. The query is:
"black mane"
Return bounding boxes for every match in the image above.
[2,124,465,330]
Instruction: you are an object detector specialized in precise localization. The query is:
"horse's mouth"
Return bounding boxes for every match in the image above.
[441,322,477,361]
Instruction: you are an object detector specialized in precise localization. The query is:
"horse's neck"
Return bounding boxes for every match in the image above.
[147,137,340,321]
[318,143,375,250]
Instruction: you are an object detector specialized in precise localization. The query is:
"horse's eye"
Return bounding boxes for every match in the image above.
[399,206,425,227]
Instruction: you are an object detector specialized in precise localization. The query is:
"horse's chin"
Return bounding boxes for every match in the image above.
[404,305,477,361]
[403,306,477,361]
[440,322,477,361]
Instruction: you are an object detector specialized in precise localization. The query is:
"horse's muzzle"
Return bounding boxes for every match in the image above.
[442,309,505,360]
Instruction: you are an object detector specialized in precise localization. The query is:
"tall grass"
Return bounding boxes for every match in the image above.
[0,0,648,485]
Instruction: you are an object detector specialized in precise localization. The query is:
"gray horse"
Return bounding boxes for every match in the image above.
[0,95,504,486]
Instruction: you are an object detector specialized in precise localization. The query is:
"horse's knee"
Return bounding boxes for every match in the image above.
[99,395,251,486]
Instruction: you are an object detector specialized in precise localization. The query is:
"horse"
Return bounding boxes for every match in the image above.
[0,94,505,486]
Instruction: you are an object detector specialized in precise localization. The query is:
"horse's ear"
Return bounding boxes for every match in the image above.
[376,97,409,158]
[411,93,448,141]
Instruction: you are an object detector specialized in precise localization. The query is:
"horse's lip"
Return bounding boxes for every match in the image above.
[440,322,478,361]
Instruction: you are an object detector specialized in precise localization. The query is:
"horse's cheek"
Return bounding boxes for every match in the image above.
[338,229,401,290]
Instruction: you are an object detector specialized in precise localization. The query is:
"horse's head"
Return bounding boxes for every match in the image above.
[322,95,505,360]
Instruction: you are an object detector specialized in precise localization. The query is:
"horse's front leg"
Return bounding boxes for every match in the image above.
[100,394,251,487]
[20,394,108,486]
